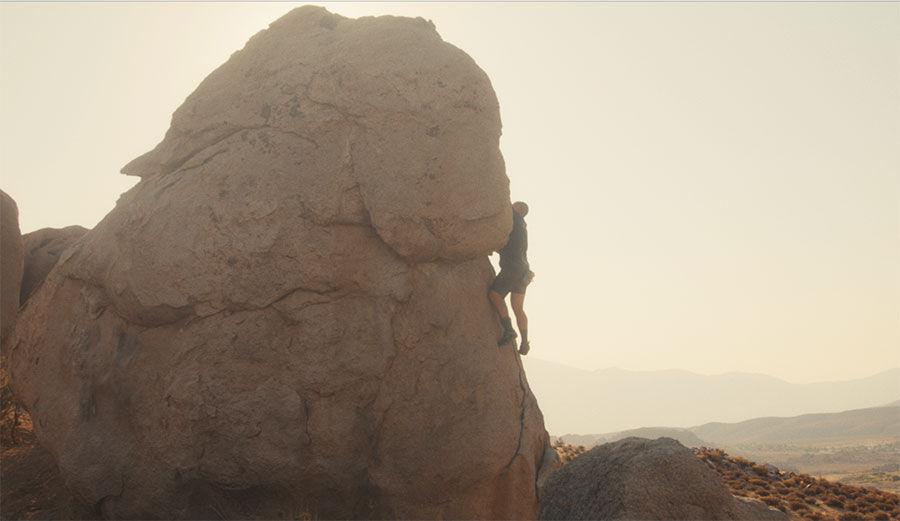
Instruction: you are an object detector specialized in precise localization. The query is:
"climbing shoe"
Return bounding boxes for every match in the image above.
[498,328,517,346]
[518,340,530,355]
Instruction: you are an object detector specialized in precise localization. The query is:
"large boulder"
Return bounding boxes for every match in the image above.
[539,437,788,521]
[19,226,88,304]
[8,6,553,520]
[1,189,23,347]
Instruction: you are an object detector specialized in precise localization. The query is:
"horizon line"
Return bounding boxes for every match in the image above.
[523,357,900,385]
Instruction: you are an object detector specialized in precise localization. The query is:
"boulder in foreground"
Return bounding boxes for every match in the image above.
[539,437,788,520]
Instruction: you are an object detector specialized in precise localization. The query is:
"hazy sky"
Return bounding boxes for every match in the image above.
[1,2,897,384]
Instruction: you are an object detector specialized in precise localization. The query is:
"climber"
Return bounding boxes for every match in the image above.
[489,201,534,355]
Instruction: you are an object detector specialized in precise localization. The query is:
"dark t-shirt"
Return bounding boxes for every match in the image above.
[499,212,528,269]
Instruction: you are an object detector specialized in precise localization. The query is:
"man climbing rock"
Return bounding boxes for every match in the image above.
[489,201,534,355]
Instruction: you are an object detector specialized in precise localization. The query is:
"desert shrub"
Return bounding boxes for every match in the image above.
[705,448,727,463]
[760,495,781,507]
[552,440,588,464]
[875,501,897,511]
[807,486,825,497]
[790,501,810,512]
[749,478,770,489]
[873,513,889,521]
[731,456,753,468]
[0,359,21,444]
[752,464,770,477]
[838,514,865,521]
[826,497,846,509]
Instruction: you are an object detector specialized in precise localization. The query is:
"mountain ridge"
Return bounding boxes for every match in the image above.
[559,404,899,447]
[583,363,898,386]
[523,358,900,435]
[691,405,900,446]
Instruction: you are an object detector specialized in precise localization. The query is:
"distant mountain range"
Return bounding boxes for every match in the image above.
[522,358,900,436]
[692,405,900,446]
[556,404,900,449]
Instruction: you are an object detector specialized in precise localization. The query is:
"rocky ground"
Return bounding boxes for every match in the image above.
[1,411,97,521]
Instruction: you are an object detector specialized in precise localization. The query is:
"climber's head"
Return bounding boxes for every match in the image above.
[512,201,529,217]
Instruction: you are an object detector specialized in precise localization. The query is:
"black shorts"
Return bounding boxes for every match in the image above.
[491,266,532,297]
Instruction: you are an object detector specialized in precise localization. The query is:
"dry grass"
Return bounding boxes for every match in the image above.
[0,359,23,445]
[552,439,587,464]
[694,447,900,521]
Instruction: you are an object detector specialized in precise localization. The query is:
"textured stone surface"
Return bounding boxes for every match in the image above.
[121,6,509,263]
[19,226,88,304]
[539,437,788,521]
[1,190,23,347]
[8,7,552,520]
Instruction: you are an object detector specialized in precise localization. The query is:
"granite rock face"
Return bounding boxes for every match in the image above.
[121,7,509,263]
[1,190,23,347]
[8,7,552,520]
[19,226,88,304]
[539,437,788,521]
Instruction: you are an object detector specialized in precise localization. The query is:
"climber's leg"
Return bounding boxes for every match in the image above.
[510,291,529,354]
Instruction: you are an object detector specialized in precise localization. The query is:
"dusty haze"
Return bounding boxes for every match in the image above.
[0,2,897,384]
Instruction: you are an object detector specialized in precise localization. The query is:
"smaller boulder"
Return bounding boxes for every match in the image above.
[539,437,787,521]
[0,190,23,346]
[19,226,88,304]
